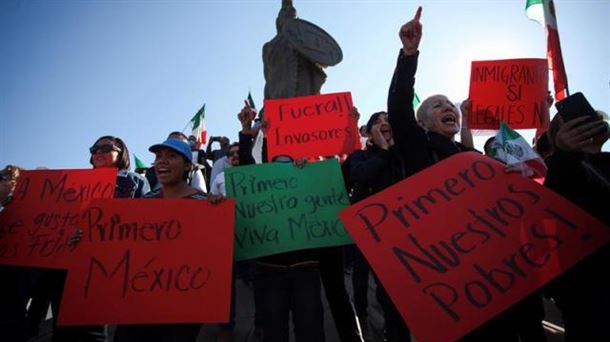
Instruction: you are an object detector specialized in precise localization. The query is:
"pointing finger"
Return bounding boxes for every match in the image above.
[414,6,422,22]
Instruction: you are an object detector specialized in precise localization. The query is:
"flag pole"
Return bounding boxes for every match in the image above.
[181,120,191,134]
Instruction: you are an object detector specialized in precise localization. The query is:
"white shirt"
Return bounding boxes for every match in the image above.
[210,171,226,196]
[210,157,231,185]
[253,130,265,164]
[190,167,207,193]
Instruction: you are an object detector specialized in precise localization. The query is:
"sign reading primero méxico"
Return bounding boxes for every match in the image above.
[59,198,235,325]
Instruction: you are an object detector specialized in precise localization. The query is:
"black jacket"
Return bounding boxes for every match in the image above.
[543,150,610,341]
[388,50,474,179]
[347,145,405,204]
[545,150,610,225]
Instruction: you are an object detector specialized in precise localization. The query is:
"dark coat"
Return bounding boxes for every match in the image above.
[543,150,610,341]
[387,51,474,179]
[347,145,405,204]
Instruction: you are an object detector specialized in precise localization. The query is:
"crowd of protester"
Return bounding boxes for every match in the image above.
[2,6,610,342]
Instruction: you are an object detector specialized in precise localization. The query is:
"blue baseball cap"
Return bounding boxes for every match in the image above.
[148,138,193,163]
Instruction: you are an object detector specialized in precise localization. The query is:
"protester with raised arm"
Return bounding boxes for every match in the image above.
[205,136,230,163]
[347,111,410,341]
[386,8,528,342]
[389,7,476,177]
[237,102,328,342]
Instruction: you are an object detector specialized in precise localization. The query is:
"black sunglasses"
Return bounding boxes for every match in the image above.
[89,144,122,154]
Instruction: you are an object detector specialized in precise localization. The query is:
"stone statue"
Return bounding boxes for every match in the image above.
[263,0,342,100]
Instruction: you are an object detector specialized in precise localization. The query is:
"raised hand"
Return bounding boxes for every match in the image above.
[399,6,422,56]
[370,124,393,150]
[460,99,471,128]
[349,106,361,121]
[238,103,257,135]
[555,116,609,152]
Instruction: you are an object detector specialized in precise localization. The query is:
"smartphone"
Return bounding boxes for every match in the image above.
[555,92,598,122]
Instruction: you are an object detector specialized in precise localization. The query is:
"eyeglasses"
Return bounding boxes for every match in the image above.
[89,144,121,154]
[228,151,240,157]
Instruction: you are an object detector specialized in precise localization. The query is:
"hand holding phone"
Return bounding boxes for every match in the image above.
[555,92,598,122]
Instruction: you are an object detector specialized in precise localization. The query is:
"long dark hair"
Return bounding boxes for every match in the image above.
[89,135,131,170]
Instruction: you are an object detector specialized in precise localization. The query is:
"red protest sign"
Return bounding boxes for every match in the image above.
[264,92,360,160]
[58,198,235,325]
[340,152,610,342]
[0,168,116,268]
[469,59,549,130]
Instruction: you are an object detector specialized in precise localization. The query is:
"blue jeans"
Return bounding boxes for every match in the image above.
[256,267,325,342]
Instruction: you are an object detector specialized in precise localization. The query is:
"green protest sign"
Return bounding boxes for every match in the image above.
[225,159,352,260]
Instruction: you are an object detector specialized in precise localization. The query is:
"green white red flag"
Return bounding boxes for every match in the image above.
[491,122,547,177]
[247,91,257,111]
[133,154,147,170]
[413,92,421,109]
[526,0,568,101]
[190,104,207,145]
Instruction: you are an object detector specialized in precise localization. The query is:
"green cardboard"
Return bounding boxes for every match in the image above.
[225,159,352,260]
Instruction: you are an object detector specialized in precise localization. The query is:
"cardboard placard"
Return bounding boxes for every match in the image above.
[340,152,610,342]
[225,159,352,260]
[469,59,549,130]
[264,92,360,161]
[0,169,116,268]
[58,198,235,325]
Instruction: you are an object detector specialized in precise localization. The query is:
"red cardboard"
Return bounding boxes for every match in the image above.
[469,59,549,130]
[264,92,360,160]
[340,152,609,342]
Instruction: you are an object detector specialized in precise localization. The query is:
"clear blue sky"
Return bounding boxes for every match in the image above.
[1,0,609,169]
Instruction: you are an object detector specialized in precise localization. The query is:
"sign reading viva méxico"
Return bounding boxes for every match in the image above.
[0,168,116,268]
[264,92,360,161]
[469,59,549,130]
[340,152,610,342]
[59,198,235,325]
[225,159,352,260]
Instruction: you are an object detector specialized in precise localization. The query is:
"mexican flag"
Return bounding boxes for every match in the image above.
[526,0,568,101]
[491,122,547,177]
[247,91,257,111]
[134,154,147,170]
[191,104,207,145]
[413,92,421,109]
[247,91,264,163]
